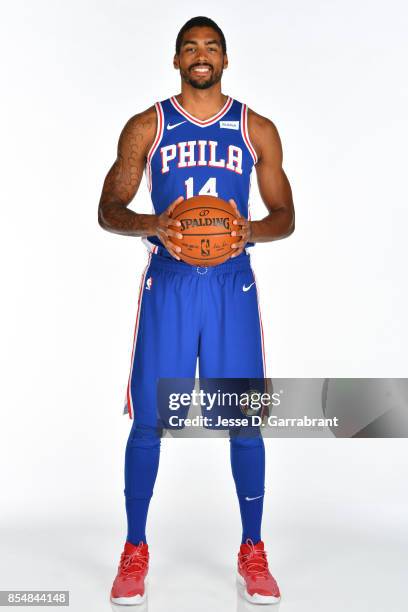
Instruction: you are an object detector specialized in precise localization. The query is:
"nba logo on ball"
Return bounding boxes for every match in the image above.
[146,276,153,290]
[201,239,210,256]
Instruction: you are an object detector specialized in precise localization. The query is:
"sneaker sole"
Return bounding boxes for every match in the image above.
[110,593,146,606]
[236,572,281,605]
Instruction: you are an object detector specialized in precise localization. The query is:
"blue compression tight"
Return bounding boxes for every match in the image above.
[124,424,161,546]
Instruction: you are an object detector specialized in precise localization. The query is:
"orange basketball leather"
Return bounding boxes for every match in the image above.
[170,195,238,266]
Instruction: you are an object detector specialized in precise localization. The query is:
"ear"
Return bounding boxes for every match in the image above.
[173,54,180,70]
[223,53,229,69]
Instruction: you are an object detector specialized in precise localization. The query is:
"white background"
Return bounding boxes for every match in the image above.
[1,1,407,610]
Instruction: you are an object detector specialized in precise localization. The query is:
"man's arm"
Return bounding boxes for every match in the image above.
[229,109,294,256]
[98,107,184,259]
[248,109,295,241]
[98,106,157,236]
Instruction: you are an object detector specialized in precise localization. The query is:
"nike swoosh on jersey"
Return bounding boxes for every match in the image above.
[167,121,187,130]
[245,495,263,501]
[242,282,255,292]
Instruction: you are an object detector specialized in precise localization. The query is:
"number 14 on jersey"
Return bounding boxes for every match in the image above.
[185,177,218,198]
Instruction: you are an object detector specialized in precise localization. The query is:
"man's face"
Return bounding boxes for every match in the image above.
[174,26,228,90]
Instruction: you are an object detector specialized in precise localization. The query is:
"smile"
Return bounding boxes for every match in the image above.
[190,66,212,74]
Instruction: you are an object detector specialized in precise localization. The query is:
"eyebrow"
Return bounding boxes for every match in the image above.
[182,39,221,47]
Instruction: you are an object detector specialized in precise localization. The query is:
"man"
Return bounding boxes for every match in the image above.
[98,16,294,606]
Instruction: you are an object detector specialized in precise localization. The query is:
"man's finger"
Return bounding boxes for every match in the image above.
[232,217,247,228]
[166,228,183,239]
[157,228,182,247]
[164,240,181,260]
[229,198,242,217]
[166,239,181,253]
[165,216,182,228]
[166,197,183,226]
[231,241,245,248]
[168,195,184,212]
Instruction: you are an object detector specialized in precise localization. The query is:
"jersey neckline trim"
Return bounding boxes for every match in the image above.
[169,95,233,127]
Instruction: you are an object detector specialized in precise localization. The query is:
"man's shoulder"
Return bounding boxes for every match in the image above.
[121,105,157,136]
[118,105,158,155]
[246,107,281,162]
[247,107,278,136]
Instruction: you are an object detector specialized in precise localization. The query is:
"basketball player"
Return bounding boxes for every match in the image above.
[98,16,294,605]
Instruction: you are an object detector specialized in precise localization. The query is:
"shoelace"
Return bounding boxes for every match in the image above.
[240,539,269,577]
[119,543,148,577]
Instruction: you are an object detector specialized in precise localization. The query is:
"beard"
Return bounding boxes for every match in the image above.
[180,64,223,90]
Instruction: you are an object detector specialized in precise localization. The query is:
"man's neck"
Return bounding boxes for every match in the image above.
[175,84,227,121]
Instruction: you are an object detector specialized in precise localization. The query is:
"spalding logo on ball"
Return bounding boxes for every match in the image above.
[170,195,239,266]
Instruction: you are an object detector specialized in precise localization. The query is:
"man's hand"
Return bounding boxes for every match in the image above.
[154,196,184,260]
[229,198,252,258]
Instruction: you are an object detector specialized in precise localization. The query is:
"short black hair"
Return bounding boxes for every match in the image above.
[175,16,227,55]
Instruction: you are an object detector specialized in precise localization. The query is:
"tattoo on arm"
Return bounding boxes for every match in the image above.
[98,109,157,236]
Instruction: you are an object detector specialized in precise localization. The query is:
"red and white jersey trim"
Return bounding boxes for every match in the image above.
[250,265,267,377]
[141,237,159,253]
[247,171,253,221]
[145,102,164,192]
[241,104,258,165]
[125,253,153,419]
[170,95,233,127]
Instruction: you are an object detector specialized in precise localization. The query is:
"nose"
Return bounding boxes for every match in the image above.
[196,47,211,64]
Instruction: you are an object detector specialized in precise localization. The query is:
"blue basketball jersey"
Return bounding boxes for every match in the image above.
[143,95,258,252]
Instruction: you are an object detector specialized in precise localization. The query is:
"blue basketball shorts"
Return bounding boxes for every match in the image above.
[124,249,266,425]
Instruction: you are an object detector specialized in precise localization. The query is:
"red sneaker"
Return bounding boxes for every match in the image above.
[237,539,281,604]
[110,541,149,605]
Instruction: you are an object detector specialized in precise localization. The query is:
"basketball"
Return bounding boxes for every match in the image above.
[170,195,239,266]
